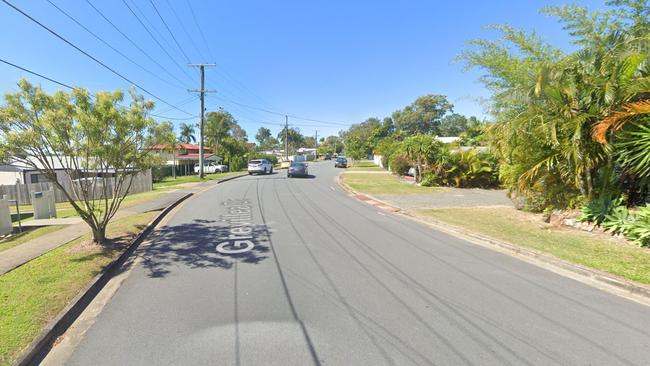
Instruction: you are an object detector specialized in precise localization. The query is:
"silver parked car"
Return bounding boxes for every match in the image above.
[287,162,308,178]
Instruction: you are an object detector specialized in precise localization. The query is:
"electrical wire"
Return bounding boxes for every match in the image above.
[207,94,350,127]
[47,0,185,90]
[185,0,214,61]
[147,0,191,64]
[2,0,195,116]
[0,57,198,121]
[84,0,189,88]
[0,58,74,89]
[164,0,207,61]
[119,0,194,82]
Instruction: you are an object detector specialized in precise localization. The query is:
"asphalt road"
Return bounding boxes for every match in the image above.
[60,162,650,365]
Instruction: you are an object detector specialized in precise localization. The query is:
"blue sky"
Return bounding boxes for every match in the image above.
[0,0,606,139]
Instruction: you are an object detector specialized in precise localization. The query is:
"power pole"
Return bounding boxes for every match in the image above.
[189,63,216,179]
[285,115,289,160]
[315,130,318,158]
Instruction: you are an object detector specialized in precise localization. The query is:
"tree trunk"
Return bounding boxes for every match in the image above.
[91,224,106,244]
[172,149,176,179]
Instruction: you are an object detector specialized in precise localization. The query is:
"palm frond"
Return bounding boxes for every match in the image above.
[592,99,650,143]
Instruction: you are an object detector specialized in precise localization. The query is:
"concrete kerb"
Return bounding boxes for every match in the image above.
[336,172,650,306]
[12,192,194,366]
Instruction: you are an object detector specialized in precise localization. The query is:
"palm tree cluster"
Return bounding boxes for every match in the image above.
[461,1,650,210]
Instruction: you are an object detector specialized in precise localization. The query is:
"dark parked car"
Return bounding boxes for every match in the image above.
[324,153,332,160]
[287,162,309,178]
[334,157,347,168]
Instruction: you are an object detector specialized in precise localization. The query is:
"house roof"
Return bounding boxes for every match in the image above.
[148,144,212,152]
[175,153,219,161]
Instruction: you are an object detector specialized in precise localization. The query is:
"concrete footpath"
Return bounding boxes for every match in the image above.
[0,175,245,276]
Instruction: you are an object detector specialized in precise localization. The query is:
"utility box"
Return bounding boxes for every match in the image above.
[0,197,11,236]
[32,190,57,220]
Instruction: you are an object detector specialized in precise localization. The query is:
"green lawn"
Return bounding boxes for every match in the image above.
[0,211,157,366]
[0,226,65,254]
[350,160,378,168]
[416,207,650,285]
[9,186,174,220]
[347,165,385,171]
[152,171,243,189]
[341,172,439,195]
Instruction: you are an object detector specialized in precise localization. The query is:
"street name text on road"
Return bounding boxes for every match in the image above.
[216,198,255,254]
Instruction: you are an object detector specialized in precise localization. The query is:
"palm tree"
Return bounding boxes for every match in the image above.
[179,123,196,144]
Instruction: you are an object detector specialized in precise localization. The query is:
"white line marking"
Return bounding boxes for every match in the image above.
[377,212,386,216]
[330,186,335,191]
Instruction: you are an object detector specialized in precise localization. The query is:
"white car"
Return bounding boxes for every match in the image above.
[248,159,273,175]
[194,163,228,174]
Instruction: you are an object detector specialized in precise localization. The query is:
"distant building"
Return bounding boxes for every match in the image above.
[297,147,317,155]
[0,156,127,185]
[435,136,461,144]
[146,143,221,168]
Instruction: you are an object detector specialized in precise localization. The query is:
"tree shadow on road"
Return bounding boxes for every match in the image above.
[140,219,271,278]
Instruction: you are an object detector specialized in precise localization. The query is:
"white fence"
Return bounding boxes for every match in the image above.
[0,170,152,204]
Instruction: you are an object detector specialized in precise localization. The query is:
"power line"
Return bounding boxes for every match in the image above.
[164,0,207,61]
[83,0,189,89]
[47,0,185,90]
[149,114,197,120]
[0,57,197,121]
[0,58,74,89]
[155,95,199,114]
[147,0,192,64]
[1,0,195,116]
[119,0,194,82]
[185,0,214,60]
[207,94,350,127]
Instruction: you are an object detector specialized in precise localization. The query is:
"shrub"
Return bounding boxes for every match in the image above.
[420,172,441,187]
[601,205,630,235]
[389,154,411,176]
[623,205,650,247]
[248,153,278,165]
[151,166,168,182]
[577,196,625,225]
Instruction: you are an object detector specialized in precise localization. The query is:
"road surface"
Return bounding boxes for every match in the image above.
[58,162,650,365]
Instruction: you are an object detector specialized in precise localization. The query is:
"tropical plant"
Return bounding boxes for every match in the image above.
[623,205,650,247]
[577,196,625,225]
[460,1,650,210]
[601,204,630,235]
[444,150,497,188]
[179,122,196,144]
[402,134,441,183]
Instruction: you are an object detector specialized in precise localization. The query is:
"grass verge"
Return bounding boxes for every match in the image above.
[153,171,243,189]
[9,189,168,221]
[350,160,379,168]
[0,226,64,254]
[415,207,650,285]
[342,172,439,195]
[0,211,157,366]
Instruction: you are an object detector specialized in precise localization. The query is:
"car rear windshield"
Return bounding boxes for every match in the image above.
[249,160,262,164]
[291,162,304,167]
